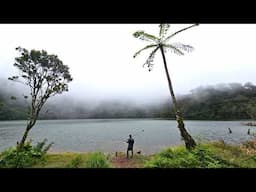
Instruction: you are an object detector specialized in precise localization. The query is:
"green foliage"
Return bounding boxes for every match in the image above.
[144,145,236,168]
[85,152,110,168]
[34,138,54,153]
[9,46,73,98]
[133,31,159,43]
[66,155,84,168]
[0,139,53,168]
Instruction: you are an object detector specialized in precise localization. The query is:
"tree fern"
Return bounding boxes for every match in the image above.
[133,23,199,150]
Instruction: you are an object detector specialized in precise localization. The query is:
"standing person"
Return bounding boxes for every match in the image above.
[126,134,134,158]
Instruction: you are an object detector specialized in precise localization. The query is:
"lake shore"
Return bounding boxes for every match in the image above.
[28,141,256,168]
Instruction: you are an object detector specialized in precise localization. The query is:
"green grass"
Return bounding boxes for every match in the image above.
[32,152,88,168]
[32,152,111,168]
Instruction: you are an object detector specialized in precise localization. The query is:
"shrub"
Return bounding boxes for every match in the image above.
[144,145,235,168]
[0,139,53,168]
[85,152,110,168]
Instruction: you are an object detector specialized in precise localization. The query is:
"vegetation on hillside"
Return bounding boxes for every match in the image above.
[159,82,256,120]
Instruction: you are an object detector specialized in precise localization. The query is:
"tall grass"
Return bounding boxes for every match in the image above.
[85,152,110,168]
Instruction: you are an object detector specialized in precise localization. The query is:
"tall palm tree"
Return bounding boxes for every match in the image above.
[133,24,198,150]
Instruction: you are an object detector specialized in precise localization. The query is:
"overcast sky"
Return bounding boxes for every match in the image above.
[0,24,256,103]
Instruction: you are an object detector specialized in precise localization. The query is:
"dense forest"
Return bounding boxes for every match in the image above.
[1,79,256,120]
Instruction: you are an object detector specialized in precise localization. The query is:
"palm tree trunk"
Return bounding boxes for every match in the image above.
[159,45,196,150]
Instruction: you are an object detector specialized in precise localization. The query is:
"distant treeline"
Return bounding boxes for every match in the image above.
[1,80,256,120]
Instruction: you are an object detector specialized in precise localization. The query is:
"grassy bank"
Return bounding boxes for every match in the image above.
[2,140,256,168]
[30,152,149,168]
[31,141,256,168]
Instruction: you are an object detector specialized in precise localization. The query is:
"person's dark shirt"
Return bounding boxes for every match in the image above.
[127,138,134,149]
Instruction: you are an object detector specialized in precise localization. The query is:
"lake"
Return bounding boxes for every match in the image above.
[0,119,254,154]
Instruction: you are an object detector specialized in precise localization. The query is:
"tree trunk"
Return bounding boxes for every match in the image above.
[18,119,37,150]
[18,97,44,150]
[18,126,30,149]
[159,45,196,150]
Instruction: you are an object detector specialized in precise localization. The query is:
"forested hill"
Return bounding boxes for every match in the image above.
[1,80,256,120]
[158,82,256,120]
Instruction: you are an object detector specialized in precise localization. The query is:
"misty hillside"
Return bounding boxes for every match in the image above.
[160,82,256,120]
[0,78,161,120]
[1,77,256,120]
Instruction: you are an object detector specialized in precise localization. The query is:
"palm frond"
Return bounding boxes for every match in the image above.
[133,44,157,58]
[133,31,159,43]
[143,46,160,71]
[172,43,194,53]
[159,24,170,38]
[163,44,184,56]
[163,24,198,43]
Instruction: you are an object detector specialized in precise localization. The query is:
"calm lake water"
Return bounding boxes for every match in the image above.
[0,119,254,154]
